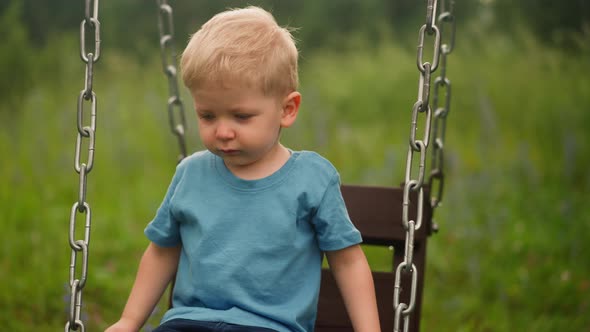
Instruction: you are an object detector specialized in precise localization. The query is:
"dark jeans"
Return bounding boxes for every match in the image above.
[152,318,279,332]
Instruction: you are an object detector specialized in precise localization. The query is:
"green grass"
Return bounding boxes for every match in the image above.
[1,28,589,331]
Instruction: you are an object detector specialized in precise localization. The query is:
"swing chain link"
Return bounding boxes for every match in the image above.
[66,1,100,331]
[429,0,456,212]
[157,0,188,162]
[396,0,451,330]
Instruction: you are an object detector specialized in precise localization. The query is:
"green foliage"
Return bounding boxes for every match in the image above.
[492,0,590,51]
[0,2,34,108]
[10,0,588,56]
[1,12,590,332]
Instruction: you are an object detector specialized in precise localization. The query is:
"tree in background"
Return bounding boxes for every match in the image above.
[5,0,588,53]
[493,0,589,50]
[0,2,33,108]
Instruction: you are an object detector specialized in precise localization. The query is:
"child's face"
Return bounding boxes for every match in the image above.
[193,85,298,174]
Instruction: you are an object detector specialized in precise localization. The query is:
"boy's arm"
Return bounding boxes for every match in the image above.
[325,244,381,332]
[105,242,181,332]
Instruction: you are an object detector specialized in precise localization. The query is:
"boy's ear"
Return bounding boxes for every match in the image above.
[280,91,301,128]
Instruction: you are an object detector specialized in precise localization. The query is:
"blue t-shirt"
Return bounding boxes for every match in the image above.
[145,150,362,332]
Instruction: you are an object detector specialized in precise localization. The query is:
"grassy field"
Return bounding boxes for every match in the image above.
[1,26,589,331]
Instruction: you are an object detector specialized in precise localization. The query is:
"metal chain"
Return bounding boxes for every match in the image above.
[157,0,188,162]
[395,0,443,331]
[429,0,456,214]
[66,0,101,331]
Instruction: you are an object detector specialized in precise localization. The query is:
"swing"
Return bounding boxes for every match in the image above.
[65,1,456,331]
[315,186,433,332]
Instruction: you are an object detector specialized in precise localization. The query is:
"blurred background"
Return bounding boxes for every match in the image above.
[1,0,589,331]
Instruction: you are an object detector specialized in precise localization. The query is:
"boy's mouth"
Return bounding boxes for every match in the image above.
[219,149,239,155]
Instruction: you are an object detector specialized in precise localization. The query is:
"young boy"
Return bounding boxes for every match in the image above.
[106,6,380,332]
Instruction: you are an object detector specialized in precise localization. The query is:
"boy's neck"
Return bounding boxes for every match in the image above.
[225,143,291,180]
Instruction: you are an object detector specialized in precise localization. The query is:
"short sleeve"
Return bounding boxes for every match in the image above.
[311,173,362,251]
[144,167,183,247]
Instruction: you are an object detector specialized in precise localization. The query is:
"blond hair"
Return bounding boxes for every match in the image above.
[181,6,298,97]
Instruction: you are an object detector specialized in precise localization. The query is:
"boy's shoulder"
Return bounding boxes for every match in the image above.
[173,150,213,176]
[174,150,340,182]
[294,150,332,165]
[292,150,339,177]
[178,150,211,166]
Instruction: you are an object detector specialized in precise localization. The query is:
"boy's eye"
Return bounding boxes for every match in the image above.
[235,114,253,120]
[198,113,215,120]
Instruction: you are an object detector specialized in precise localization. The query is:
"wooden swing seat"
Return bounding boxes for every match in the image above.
[315,184,433,332]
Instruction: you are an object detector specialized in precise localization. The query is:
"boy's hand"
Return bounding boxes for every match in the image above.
[104,318,140,332]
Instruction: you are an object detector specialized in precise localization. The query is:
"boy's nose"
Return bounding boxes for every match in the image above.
[215,122,235,140]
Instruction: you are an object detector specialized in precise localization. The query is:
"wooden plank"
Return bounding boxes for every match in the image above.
[341,185,433,245]
[316,270,394,332]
